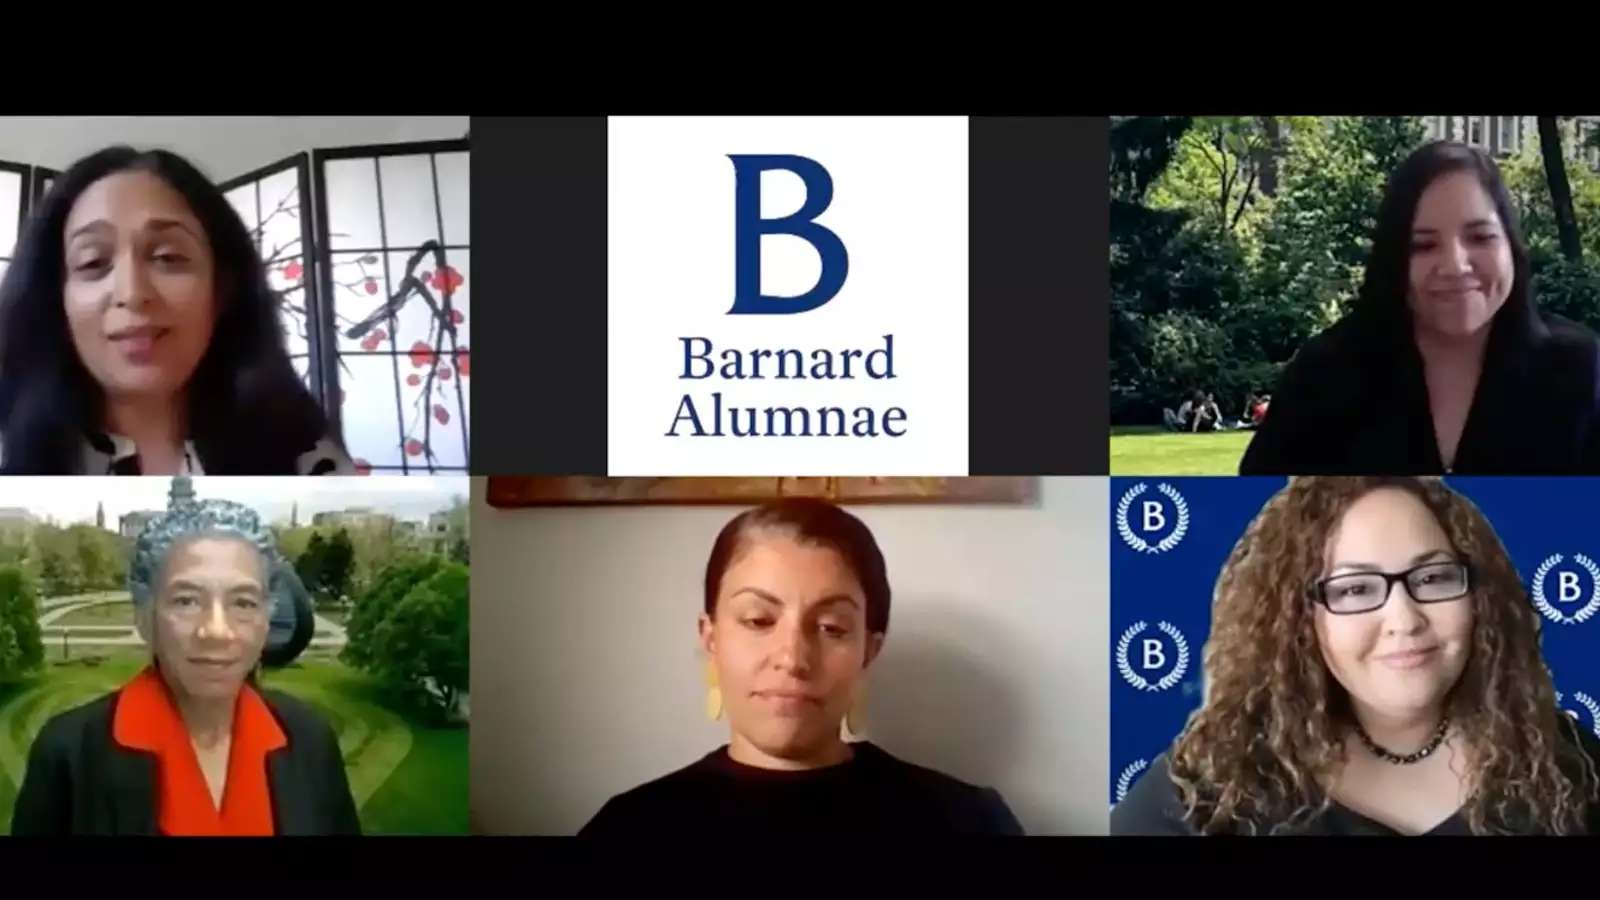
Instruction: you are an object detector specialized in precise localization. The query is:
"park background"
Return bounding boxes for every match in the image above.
[1111,115,1600,474]
[0,476,470,834]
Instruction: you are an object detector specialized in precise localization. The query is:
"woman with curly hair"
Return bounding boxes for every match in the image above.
[1112,476,1600,835]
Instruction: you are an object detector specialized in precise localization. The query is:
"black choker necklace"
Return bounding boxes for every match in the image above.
[1355,715,1451,765]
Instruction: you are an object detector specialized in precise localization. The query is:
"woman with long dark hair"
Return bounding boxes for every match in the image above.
[0,146,352,474]
[1240,141,1600,474]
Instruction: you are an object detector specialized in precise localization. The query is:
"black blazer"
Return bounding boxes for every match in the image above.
[1240,305,1600,475]
[10,686,361,836]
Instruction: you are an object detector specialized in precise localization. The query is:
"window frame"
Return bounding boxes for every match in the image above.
[0,160,27,248]
[217,152,326,410]
[1,161,59,273]
[311,138,471,475]
[29,165,59,209]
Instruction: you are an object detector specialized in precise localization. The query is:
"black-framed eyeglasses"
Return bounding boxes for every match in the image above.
[1309,561,1472,615]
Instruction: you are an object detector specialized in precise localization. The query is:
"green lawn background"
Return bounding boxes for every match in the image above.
[1109,426,1253,476]
[0,649,466,835]
[50,603,134,628]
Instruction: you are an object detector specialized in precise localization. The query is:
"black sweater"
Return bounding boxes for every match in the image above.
[580,742,1025,836]
[1240,306,1600,474]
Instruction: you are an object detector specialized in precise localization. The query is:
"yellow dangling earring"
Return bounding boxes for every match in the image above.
[704,658,724,721]
[845,684,867,738]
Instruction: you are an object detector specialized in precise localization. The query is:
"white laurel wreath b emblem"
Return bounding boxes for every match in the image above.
[1530,553,1600,626]
[1561,691,1600,739]
[1114,758,1149,807]
[1116,620,1191,692]
[1115,482,1190,554]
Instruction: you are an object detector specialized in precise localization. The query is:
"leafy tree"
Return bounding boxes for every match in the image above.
[1538,116,1584,263]
[0,565,44,683]
[67,524,122,590]
[1149,116,1274,238]
[442,496,469,565]
[0,528,30,568]
[1531,257,1600,329]
[369,563,468,720]
[274,525,316,564]
[1112,114,1600,425]
[1110,116,1193,203]
[346,520,420,597]
[1255,117,1425,322]
[33,524,83,597]
[1112,116,1428,423]
[341,556,468,721]
[341,555,442,672]
[1111,117,1249,422]
[1499,129,1600,332]
[324,529,355,602]
[1501,140,1600,267]
[296,532,328,598]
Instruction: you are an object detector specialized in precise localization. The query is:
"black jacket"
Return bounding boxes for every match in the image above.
[10,686,361,836]
[1240,306,1600,474]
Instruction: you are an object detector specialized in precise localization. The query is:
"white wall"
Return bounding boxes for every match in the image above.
[0,116,469,183]
[469,476,1110,836]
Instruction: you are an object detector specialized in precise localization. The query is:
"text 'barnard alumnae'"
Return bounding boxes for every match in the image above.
[665,334,908,438]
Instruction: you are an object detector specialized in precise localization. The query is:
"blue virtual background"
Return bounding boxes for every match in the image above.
[1110,476,1600,808]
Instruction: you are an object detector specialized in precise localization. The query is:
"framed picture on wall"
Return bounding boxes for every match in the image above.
[484,476,1038,508]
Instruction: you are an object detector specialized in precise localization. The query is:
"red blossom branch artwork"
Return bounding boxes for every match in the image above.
[245,179,469,473]
[341,240,469,471]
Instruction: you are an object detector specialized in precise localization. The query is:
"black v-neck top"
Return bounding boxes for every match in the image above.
[1111,720,1600,836]
[579,742,1025,836]
[1240,304,1600,475]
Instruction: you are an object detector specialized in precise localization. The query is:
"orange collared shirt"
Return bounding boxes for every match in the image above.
[112,666,287,836]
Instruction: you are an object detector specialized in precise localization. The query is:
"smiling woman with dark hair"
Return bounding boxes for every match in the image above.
[1240,140,1600,475]
[580,498,1024,836]
[0,145,352,475]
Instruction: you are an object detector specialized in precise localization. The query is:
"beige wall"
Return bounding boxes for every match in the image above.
[468,476,1110,835]
[0,116,469,182]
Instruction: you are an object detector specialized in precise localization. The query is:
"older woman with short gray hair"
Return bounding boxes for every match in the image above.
[12,499,359,836]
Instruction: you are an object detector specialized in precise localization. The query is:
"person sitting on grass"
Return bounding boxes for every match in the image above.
[1198,393,1224,431]
[1252,394,1271,427]
[1164,390,1206,432]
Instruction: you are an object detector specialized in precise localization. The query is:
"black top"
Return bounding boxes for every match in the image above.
[580,742,1025,836]
[1112,719,1600,835]
[1240,307,1600,474]
[10,687,361,836]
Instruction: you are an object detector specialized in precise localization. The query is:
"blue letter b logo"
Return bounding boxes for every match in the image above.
[728,154,849,315]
